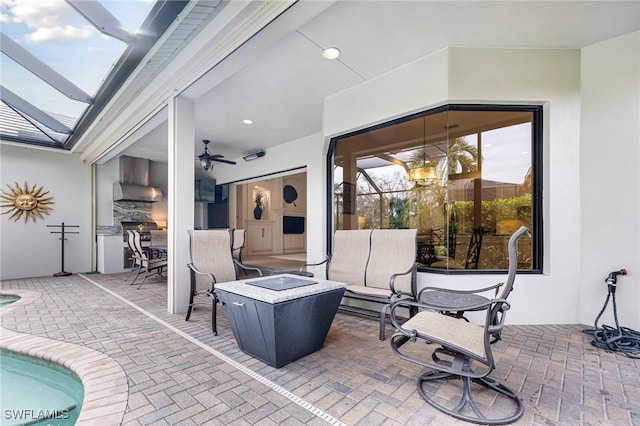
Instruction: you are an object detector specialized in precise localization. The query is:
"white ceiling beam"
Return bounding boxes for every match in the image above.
[0,32,92,103]
[65,0,136,44]
[0,85,73,134]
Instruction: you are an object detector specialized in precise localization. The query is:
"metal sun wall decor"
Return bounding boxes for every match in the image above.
[1,181,54,222]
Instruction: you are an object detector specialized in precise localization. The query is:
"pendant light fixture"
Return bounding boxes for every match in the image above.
[409,116,438,187]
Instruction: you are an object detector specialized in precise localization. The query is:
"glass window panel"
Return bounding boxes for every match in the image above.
[331,104,539,272]
[0,0,153,143]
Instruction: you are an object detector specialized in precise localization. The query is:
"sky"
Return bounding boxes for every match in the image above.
[1,0,153,119]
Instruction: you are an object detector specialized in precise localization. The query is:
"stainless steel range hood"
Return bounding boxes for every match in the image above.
[113,156,163,202]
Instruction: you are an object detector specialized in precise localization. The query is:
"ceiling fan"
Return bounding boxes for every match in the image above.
[197,140,237,171]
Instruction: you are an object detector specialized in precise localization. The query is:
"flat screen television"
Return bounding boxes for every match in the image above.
[195,179,216,202]
[283,216,304,234]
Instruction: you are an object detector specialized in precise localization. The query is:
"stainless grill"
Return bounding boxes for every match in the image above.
[121,221,158,242]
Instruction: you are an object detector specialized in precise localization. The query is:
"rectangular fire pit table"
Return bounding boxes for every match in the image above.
[216,274,346,368]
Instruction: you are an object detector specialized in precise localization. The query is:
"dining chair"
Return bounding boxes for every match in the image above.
[186,229,262,335]
[149,230,168,259]
[126,230,167,289]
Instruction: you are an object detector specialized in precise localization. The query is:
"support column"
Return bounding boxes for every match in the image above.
[167,96,195,314]
[341,148,358,230]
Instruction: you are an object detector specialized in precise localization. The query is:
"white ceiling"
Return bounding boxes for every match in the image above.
[121,1,640,166]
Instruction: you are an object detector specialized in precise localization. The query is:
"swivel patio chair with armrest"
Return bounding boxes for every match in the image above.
[419,225,529,343]
[186,229,263,335]
[389,294,524,424]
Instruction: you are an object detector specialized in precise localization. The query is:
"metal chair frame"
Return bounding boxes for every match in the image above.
[390,297,523,424]
[185,229,263,335]
[389,226,530,424]
[125,230,167,289]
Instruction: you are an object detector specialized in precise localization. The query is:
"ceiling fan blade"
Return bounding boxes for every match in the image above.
[212,158,237,165]
[197,140,236,165]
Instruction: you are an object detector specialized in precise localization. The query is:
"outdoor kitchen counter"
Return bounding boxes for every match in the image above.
[97,234,128,274]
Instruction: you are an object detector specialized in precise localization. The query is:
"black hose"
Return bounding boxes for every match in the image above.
[583,276,640,359]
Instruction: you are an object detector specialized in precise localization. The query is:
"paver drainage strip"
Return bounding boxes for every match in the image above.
[79,274,347,426]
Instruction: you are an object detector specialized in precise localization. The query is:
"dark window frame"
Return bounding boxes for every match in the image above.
[326,103,543,274]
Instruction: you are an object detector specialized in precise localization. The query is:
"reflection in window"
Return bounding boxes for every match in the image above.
[331,105,541,272]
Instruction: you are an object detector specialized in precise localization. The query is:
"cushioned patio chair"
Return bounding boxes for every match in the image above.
[389,295,524,424]
[126,230,167,289]
[186,229,262,335]
[231,228,246,275]
[302,229,417,340]
[231,229,246,262]
[419,226,529,343]
[388,226,529,424]
[124,230,141,282]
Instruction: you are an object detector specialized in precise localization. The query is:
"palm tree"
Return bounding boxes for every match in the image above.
[447,137,479,175]
[406,136,480,236]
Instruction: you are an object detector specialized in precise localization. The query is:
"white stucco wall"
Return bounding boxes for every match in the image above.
[323,47,587,326]
[214,133,327,264]
[447,48,583,325]
[95,157,119,227]
[580,32,640,330]
[0,144,92,279]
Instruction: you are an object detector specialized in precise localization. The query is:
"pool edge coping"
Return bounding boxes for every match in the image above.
[0,289,128,425]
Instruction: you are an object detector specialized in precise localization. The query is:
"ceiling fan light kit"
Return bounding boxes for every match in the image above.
[200,157,214,171]
[197,140,237,171]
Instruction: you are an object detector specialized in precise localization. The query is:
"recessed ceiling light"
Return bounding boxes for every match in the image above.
[322,47,341,60]
[242,119,253,124]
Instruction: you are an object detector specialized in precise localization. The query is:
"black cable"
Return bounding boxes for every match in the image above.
[583,270,640,359]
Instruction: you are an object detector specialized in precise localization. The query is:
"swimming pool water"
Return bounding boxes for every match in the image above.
[0,295,20,306]
[0,350,84,426]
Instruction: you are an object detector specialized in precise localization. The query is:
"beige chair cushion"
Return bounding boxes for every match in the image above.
[402,311,486,360]
[328,230,372,285]
[189,229,236,291]
[346,284,391,298]
[365,229,417,293]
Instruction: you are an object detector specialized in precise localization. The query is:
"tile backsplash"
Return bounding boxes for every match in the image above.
[113,201,152,223]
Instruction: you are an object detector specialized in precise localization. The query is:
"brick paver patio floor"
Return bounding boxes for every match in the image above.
[1,273,639,425]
